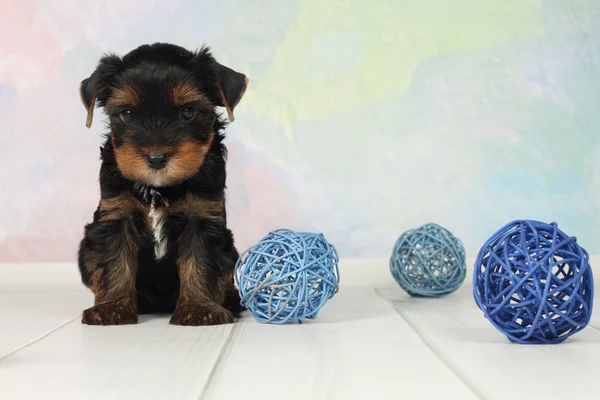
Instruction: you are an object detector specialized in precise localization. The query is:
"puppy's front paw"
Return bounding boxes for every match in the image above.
[82,300,138,325]
[170,304,234,326]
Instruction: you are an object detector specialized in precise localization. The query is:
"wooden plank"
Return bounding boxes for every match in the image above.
[378,255,600,400]
[0,264,234,399]
[0,264,90,360]
[0,292,88,360]
[0,312,234,400]
[203,265,479,400]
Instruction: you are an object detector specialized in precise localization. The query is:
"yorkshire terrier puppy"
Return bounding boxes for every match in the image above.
[77,43,247,325]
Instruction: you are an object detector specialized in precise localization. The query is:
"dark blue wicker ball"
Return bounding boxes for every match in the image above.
[474,220,594,344]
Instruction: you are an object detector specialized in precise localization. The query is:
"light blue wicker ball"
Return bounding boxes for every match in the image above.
[390,223,466,297]
[235,229,340,324]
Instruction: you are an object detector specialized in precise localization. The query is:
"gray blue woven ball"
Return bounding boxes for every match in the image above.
[390,223,466,296]
[235,229,340,324]
[473,220,594,344]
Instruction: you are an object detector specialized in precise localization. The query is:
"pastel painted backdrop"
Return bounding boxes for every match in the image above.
[1,0,599,261]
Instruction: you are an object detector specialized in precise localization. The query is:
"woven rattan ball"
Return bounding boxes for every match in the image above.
[390,223,466,297]
[235,229,339,324]
[473,220,594,344]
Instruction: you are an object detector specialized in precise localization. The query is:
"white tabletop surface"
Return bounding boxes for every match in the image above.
[0,258,598,400]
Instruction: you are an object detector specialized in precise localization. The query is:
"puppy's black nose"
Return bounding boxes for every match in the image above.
[146,153,169,170]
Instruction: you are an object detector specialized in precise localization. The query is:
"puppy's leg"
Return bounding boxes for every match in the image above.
[170,220,234,326]
[78,201,140,325]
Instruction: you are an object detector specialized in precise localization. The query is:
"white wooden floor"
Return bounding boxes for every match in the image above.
[0,258,598,400]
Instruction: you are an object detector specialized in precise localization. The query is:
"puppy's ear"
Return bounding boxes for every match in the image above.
[214,62,248,122]
[79,74,97,128]
[79,54,122,128]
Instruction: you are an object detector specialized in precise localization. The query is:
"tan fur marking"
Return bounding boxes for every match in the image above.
[176,256,213,305]
[90,195,141,304]
[86,212,139,305]
[98,195,145,222]
[107,85,140,107]
[104,231,138,301]
[112,135,214,187]
[167,135,214,182]
[170,193,224,221]
[217,75,249,122]
[79,82,96,128]
[217,86,235,122]
[87,265,104,298]
[112,136,151,184]
[172,83,204,106]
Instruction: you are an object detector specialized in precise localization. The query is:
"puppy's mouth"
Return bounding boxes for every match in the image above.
[112,137,213,187]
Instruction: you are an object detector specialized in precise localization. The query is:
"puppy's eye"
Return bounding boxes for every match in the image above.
[119,109,132,122]
[179,106,196,121]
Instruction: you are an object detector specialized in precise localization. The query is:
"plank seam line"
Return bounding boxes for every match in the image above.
[198,322,241,400]
[0,315,81,363]
[379,294,487,400]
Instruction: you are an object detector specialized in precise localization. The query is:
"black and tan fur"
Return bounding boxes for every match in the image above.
[77,43,247,326]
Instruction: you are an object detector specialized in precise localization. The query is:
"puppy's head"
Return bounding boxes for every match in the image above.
[80,43,248,187]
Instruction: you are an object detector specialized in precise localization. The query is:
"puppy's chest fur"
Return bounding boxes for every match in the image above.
[135,184,169,260]
[128,182,225,261]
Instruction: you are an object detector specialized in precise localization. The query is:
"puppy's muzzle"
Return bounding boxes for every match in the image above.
[145,153,170,170]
